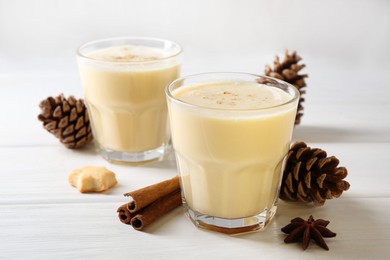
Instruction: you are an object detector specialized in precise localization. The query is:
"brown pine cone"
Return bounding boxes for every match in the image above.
[38,94,93,149]
[280,142,350,206]
[263,50,308,125]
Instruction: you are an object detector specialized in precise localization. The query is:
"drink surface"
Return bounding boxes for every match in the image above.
[87,45,167,62]
[173,81,291,110]
[169,81,297,219]
[79,45,180,152]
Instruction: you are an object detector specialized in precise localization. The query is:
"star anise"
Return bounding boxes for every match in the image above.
[281,215,336,250]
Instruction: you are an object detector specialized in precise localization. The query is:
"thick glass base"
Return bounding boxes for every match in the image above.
[183,202,277,235]
[97,143,171,164]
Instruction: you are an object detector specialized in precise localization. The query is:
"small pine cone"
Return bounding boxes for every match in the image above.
[38,94,93,149]
[263,50,308,125]
[280,141,350,206]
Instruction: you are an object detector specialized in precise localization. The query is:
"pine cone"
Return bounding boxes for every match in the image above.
[263,50,308,125]
[38,94,93,149]
[280,142,350,206]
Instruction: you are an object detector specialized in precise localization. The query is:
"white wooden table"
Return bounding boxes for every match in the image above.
[1,66,390,260]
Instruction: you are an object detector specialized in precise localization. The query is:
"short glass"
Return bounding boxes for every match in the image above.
[166,73,299,234]
[77,37,181,163]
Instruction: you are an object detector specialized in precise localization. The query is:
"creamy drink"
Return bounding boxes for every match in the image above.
[77,38,181,163]
[166,73,299,233]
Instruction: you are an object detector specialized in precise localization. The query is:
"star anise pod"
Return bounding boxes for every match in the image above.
[281,215,336,250]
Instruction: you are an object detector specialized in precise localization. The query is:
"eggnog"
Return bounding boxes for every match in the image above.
[78,38,181,162]
[167,74,299,232]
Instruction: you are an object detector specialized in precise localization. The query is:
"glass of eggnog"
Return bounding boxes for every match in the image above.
[77,37,181,163]
[166,73,299,234]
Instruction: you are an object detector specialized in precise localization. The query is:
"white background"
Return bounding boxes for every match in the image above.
[1,0,390,259]
[1,0,389,75]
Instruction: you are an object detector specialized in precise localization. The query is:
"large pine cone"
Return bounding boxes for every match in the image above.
[38,94,93,149]
[280,142,350,206]
[263,50,308,125]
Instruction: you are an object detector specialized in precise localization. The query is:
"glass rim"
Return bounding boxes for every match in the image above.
[166,72,300,112]
[76,36,182,64]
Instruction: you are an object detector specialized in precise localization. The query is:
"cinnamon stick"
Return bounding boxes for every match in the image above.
[130,190,182,230]
[124,176,180,213]
[117,176,182,231]
[117,203,135,225]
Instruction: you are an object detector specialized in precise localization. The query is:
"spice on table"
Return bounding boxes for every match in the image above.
[279,141,350,206]
[259,50,308,125]
[38,94,93,148]
[117,203,134,225]
[130,190,182,230]
[124,176,180,212]
[281,215,336,250]
[117,176,182,231]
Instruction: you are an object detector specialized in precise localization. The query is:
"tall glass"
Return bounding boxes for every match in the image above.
[77,37,181,163]
[166,73,299,234]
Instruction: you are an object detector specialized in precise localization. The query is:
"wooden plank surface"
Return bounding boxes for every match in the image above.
[1,67,390,259]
